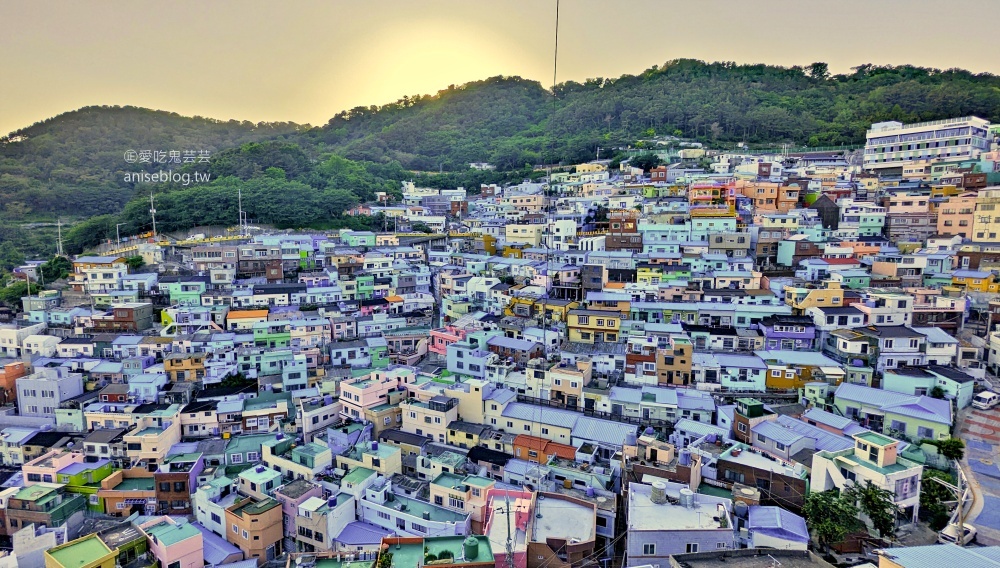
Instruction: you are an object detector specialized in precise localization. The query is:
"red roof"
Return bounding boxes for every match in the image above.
[821,257,860,265]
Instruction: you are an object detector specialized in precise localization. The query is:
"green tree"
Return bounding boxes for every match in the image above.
[0,281,41,309]
[937,438,966,461]
[0,242,25,272]
[411,221,433,233]
[125,255,145,271]
[808,62,830,80]
[845,480,900,539]
[39,255,72,282]
[630,153,661,171]
[930,386,945,399]
[920,470,956,531]
[803,490,861,551]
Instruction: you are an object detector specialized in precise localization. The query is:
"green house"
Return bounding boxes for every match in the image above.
[165,280,207,306]
[252,320,292,348]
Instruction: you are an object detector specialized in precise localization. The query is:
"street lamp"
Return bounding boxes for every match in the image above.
[116,223,126,248]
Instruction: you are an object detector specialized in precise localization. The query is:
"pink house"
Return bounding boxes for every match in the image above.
[141,516,204,568]
[429,326,468,356]
[338,367,416,421]
[273,478,323,539]
[22,450,86,485]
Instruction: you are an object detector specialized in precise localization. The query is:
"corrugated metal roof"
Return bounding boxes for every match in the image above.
[877,544,1000,567]
[501,402,578,429]
[748,506,809,543]
[752,420,805,446]
[774,415,855,452]
[573,415,637,446]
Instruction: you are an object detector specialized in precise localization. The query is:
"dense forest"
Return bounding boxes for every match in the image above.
[2,59,999,257]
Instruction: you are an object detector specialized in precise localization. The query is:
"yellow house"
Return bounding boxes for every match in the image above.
[784,281,845,312]
[574,163,607,174]
[951,270,1000,293]
[446,421,489,449]
[637,265,664,285]
[45,534,118,568]
[505,224,543,246]
[484,402,573,444]
[567,309,620,344]
[337,440,402,476]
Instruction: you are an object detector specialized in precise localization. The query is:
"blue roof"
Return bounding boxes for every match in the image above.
[753,350,841,367]
[876,544,1000,567]
[751,420,805,447]
[674,419,728,439]
[748,506,809,543]
[191,521,242,565]
[486,335,540,351]
[773,415,855,453]
[336,521,393,546]
[834,383,952,425]
[801,407,852,430]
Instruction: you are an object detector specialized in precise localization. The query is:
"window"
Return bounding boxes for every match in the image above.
[643,543,656,556]
[233,524,239,534]
[686,543,699,554]
[211,513,221,524]
[737,422,747,433]
[230,454,243,464]
[411,522,427,533]
[242,530,249,540]
[917,426,934,439]
[159,482,171,492]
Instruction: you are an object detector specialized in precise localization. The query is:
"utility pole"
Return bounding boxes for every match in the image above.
[930,461,968,545]
[504,492,515,568]
[149,192,157,238]
[116,223,126,249]
[56,218,64,257]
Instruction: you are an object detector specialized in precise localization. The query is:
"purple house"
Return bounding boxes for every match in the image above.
[758,315,817,350]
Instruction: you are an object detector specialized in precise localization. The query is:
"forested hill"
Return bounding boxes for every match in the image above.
[0,106,306,217]
[312,60,1000,170]
[2,59,1000,258]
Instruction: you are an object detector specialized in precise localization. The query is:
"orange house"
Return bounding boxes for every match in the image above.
[0,362,27,404]
[512,435,576,463]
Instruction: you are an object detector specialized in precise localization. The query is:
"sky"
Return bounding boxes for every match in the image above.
[2,0,999,136]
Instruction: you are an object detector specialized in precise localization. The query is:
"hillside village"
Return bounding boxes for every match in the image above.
[4,115,1000,568]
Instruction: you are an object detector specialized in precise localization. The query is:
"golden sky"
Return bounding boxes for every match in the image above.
[2,0,998,136]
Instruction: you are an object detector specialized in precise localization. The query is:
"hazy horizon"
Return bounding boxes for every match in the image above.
[3,0,999,137]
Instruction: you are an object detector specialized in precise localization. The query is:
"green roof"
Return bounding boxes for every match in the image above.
[144,520,201,546]
[46,534,114,568]
[239,466,282,484]
[855,431,897,447]
[226,432,275,454]
[391,536,493,567]
[342,466,376,486]
[165,452,202,463]
[15,484,56,501]
[232,496,281,517]
[114,477,155,491]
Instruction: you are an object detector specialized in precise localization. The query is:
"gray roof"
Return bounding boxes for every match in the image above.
[834,383,951,425]
[751,420,805,447]
[773,415,855,452]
